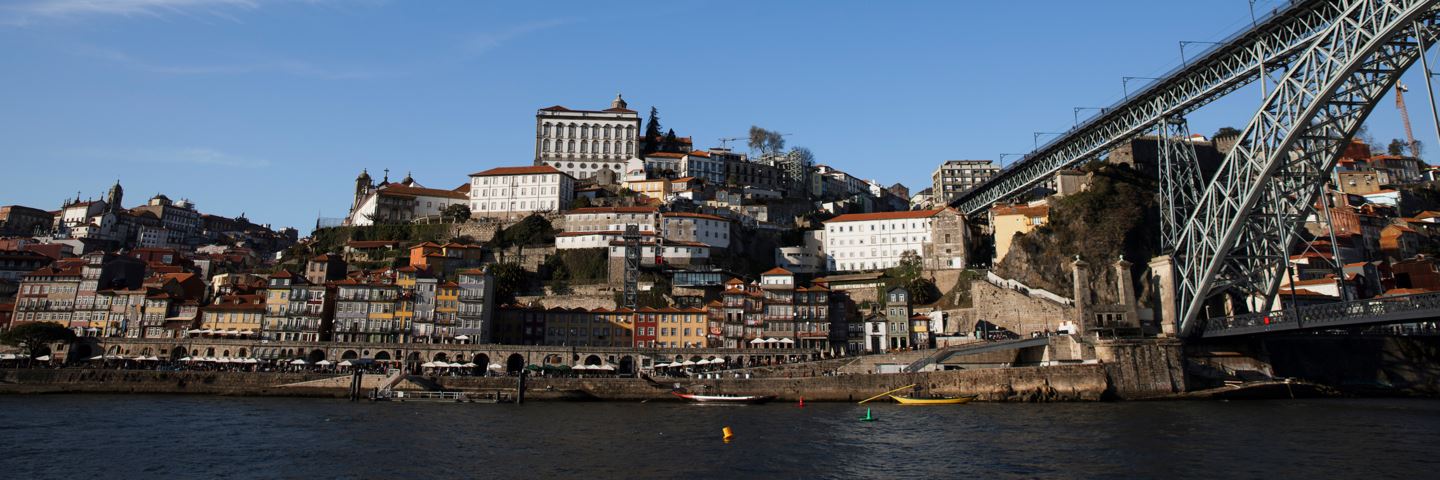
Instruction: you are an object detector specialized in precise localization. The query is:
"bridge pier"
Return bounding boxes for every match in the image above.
[1149,255,1178,337]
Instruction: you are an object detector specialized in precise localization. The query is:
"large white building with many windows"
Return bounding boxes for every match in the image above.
[822,208,967,272]
[534,94,641,181]
[467,166,574,219]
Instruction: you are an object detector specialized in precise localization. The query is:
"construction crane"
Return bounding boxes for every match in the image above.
[717,137,744,149]
[1396,82,1421,157]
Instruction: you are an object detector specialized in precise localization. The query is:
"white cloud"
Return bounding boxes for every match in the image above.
[71,43,384,79]
[462,18,575,56]
[1,0,375,25]
[68,147,272,168]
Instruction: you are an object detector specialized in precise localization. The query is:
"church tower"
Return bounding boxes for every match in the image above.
[353,169,373,213]
[105,180,124,213]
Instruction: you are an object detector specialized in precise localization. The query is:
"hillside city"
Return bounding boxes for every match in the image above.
[2,94,1438,364]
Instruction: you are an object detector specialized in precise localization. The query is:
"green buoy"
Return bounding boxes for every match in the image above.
[860,407,877,422]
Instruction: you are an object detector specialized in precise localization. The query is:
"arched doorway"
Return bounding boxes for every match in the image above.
[238,348,248,358]
[341,350,359,360]
[506,353,524,374]
[307,349,326,363]
[374,351,391,361]
[618,355,634,376]
[171,346,186,359]
[584,354,601,366]
[433,352,448,362]
[474,353,491,369]
[69,344,93,363]
[204,347,215,357]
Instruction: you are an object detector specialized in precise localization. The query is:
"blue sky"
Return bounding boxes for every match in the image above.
[1,0,1436,233]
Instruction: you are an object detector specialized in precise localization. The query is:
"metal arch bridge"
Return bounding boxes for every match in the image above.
[1200,291,1440,337]
[949,0,1440,338]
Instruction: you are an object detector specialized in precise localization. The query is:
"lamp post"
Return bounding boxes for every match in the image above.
[998,153,1026,167]
[1122,77,1160,101]
[1179,41,1221,67]
[1072,107,1109,127]
[1033,132,1064,150]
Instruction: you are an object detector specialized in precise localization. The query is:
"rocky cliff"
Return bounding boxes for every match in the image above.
[994,163,1160,305]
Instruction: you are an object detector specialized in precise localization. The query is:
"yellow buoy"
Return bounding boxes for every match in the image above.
[722,426,734,442]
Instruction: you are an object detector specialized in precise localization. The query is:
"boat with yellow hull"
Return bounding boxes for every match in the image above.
[888,394,977,405]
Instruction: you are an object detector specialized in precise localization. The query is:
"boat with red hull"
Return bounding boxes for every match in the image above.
[671,391,775,404]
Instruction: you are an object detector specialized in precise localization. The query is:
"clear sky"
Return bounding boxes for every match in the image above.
[2,0,1436,233]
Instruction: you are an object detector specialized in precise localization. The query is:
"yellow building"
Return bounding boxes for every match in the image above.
[434,281,459,340]
[654,307,708,348]
[594,308,634,347]
[625,178,672,201]
[198,294,266,338]
[991,203,1050,264]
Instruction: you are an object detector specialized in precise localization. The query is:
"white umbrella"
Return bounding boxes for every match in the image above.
[0,354,16,360]
[338,360,353,367]
[216,358,231,364]
[289,359,308,365]
[243,358,258,364]
[573,364,591,371]
[181,356,195,362]
[779,338,795,344]
[594,364,615,371]
[487,363,503,371]
[315,360,333,366]
[421,361,438,368]
[454,335,470,341]
[89,355,105,361]
[35,355,52,361]
[462,362,477,368]
[749,338,765,345]
[682,360,696,366]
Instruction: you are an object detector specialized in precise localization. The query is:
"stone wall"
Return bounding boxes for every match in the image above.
[1092,338,1186,399]
[967,280,1074,335]
[0,369,345,397]
[435,364,1111,402]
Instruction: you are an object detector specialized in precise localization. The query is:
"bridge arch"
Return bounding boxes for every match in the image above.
[341,350,359,360]
[506,353,525,374]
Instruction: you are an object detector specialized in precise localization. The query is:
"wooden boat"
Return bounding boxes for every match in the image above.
[671,391,775,404]
[888,394,978,405]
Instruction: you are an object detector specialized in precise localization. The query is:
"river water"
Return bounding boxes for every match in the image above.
[1,395,1435,479]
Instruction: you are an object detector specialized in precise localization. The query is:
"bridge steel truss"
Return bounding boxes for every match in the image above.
[1175,0,1440,336]
[1157,117,1205,250]
[952,0,1349,215]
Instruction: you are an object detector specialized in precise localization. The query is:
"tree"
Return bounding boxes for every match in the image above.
[883,251,939,305]
[748,126,787,156]
[489,214,556,248]
[1355,124,1380,153]
[1212,126,1241,139]
[489,262,528,305]
[1389,138,1408,156]
[442,203,471,222]
[642,107,662,154]
[662,129,678,153]
[1,322,75,360]
[570,196,593,209]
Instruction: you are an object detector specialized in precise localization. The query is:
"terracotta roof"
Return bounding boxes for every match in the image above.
[346,240,402,248]
[565,206,658,215]
[646,152,687,159]
[688,150,711,158]
[663,212,728,222]
[826,208,948,223]
[469,165,570,177]
[761,267,794,276]
[992,204,1051,217]
[377,184,469,200]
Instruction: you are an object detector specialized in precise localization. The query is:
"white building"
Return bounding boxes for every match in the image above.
[661,212,731,249]
[534,94,640,181]
[679,150,726,185]
[468,165,575,219]
[562,206,659,233]
[347,174,470,227]
[776,230,827,274]
[822,208,967,272]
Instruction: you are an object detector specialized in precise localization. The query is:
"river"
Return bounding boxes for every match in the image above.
[1,395,1435,479]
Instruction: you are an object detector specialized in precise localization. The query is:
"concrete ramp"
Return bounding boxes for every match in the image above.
[277,375,390,389]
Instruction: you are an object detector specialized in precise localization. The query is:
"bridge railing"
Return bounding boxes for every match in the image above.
[1202,291,1440,336]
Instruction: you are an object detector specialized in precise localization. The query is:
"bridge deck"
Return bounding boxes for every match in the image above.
[1201,292,1440,338]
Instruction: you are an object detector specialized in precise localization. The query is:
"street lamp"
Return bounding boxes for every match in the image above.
[1179,41,1221,67]
[1073,107,1109,127]
[1122,76,1160,100]
[998,153,1027,168]
[1033,132,1064,150]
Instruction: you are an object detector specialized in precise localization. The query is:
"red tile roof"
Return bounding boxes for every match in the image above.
[646,152,687,159]
[826,208,948,223]
[469,165,569,177]
[377,184,469,200]
[761,267,794,276]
